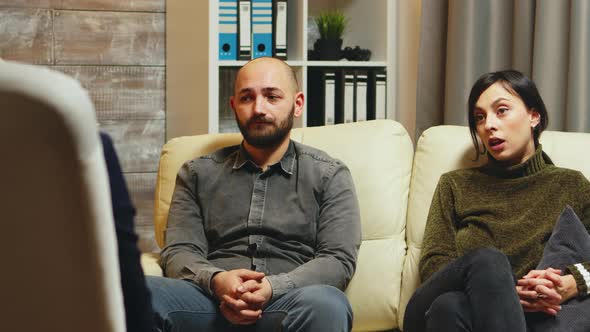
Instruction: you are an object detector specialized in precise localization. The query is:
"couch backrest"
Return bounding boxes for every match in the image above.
[153,119,414,331]
[400,125,590,330]
[0,61,125,331]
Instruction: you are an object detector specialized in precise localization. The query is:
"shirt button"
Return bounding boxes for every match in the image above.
[247,243,258,255]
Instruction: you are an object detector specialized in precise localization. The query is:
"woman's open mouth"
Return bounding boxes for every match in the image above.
[488,137,505,151]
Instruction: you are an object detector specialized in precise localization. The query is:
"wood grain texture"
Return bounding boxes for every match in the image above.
[0,0,165,12]
[58,0,165,12]
[125,172,160,253]
[53,10,165,65]
[0,1,53,8]
[126,172,156,229]
[55,65,165,120]
[0,8,52,64]
[99,119,164,173]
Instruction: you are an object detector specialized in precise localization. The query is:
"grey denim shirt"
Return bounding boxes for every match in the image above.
[158,140,361,301]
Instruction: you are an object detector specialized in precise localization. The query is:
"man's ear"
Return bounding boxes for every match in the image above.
[230,95,236,112]
[293,91,304,117]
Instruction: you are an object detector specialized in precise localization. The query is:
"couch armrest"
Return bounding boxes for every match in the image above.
[141,253,163,276]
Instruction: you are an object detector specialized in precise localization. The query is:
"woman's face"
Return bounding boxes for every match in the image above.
[473,82,540,166]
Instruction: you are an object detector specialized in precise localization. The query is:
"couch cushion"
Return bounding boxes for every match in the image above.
[153,120,414,331]
[401,125,590,330]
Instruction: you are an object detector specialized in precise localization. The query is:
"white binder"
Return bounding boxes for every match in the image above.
[355,72,368,121]
[238,1,251,60]
[343,72,355,124]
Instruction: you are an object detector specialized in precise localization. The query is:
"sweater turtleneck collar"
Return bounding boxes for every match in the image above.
[482,144,554,178]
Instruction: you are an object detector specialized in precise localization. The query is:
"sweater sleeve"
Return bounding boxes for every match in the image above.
[565,263,590,297]
[419,174,459,283]
[564,172,590,298]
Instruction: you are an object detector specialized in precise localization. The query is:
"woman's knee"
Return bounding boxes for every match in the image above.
[466,247,511,270]
[464,247,515,285]
[425,292,472,331]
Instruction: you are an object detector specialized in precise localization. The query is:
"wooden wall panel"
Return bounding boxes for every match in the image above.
[58,0,165,12]
[126,172,159,253]
[0,1,53,8]
[0,3,166,252]
[99,119,164,173]
[0,0,165,12]
[54,10,165,65]
[55,66,165,120]
[0,8,52,64]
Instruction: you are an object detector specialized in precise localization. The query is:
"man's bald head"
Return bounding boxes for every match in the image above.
[234,57,299,95]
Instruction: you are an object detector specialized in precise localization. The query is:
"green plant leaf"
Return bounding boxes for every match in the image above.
[314,10,348,40]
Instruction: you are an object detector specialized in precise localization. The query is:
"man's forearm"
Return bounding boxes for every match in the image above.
[266,254,354,301]
[159,246,224,295]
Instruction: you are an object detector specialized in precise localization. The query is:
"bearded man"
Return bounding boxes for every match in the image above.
[147,57,361,332]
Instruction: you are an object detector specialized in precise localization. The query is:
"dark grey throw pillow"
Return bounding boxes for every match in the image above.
[527,206,590,332]
[537,205,590,270]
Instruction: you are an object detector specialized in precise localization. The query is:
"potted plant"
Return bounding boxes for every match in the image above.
[313,10,348,60]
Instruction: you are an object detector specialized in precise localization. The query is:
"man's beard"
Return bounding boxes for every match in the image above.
[237,106,294,148]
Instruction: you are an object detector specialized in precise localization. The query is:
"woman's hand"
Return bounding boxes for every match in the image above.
[516,267,579,315]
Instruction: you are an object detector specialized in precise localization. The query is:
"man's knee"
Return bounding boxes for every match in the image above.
[146,276,221,331]
[293,285,352,317]
[274,285,352,331]
[146,276,217,314]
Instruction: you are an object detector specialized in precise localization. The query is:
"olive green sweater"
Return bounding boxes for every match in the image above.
[420,146,590,294]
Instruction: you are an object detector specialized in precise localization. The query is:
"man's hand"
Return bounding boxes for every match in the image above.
[220,277,274,325]
[211,269,265,300]
[223,277,273,310]
[211,269,266,325]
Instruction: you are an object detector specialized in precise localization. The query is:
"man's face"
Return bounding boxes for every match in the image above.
[231,59,303,148]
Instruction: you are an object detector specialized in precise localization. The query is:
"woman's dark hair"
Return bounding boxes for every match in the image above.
[467,69,549,160]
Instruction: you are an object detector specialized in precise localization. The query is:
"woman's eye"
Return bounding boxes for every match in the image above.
[474,114,485,122]
[497,107,508,115]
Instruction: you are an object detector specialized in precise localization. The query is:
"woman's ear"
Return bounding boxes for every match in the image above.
[530,109,541,128]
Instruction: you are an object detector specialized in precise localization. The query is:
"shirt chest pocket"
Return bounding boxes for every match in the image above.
[263,190,318,245]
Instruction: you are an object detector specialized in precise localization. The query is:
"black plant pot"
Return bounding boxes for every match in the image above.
[313,38,343,60]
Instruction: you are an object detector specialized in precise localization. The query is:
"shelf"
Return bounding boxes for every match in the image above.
[209,0,392,133]
[218,60,306,67]
[306,61,387,67]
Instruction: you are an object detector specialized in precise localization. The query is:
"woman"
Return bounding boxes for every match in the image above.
[403,70,590,331]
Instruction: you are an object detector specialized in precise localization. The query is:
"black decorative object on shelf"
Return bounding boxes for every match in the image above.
[313,38,343,60]
[342,46,372,61]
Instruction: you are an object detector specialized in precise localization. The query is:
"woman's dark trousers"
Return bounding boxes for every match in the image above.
[403,247,527,332]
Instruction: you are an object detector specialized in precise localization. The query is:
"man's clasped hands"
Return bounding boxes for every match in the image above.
[212,269,273,325]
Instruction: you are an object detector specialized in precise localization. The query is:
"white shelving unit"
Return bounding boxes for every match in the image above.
[208,0,394,134]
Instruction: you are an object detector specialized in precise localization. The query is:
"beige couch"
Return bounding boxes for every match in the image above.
[141,119,590,331]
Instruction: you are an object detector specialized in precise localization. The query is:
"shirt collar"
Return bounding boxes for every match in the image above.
[232,140,296,175]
